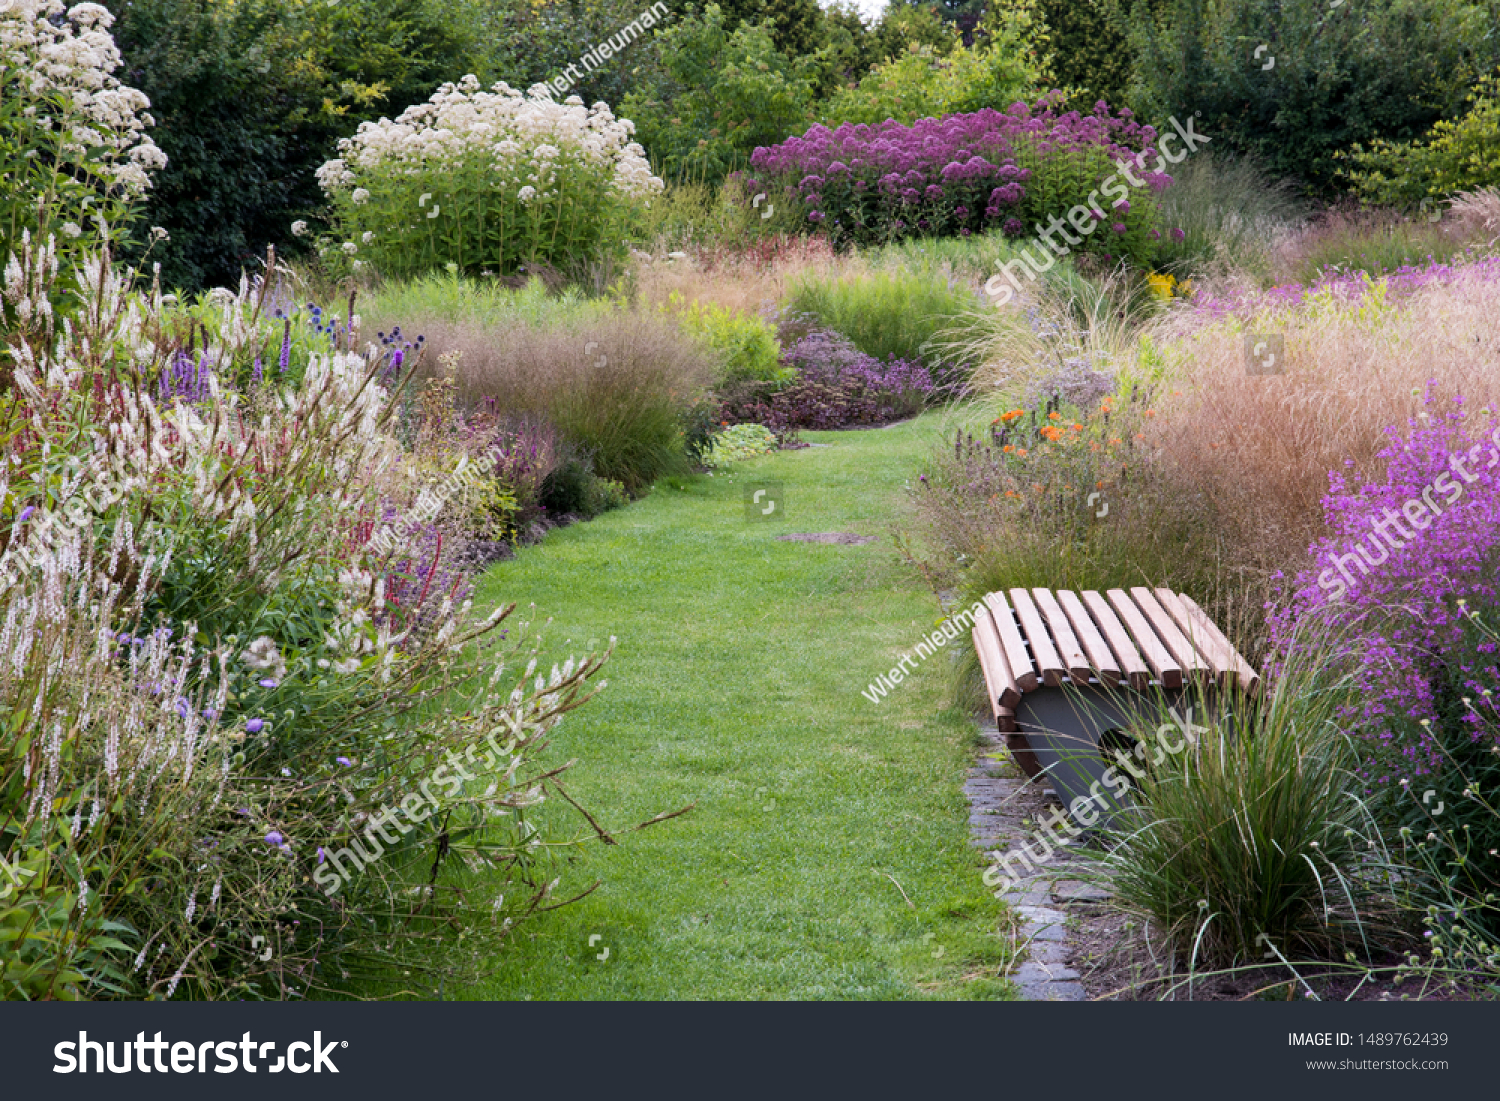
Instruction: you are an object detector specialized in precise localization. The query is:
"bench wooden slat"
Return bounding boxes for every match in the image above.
[1106,588,1182,688]
[1178,593,1262,696]
[1130,587,1211,684]
[1032,587,1091,685]
[1080,590,1151,690]
[983,591,1038,692]
[996,705,1018,734]
[1153,588,1234,688]
[1057,589,1123,686]
[1009,587,1067,687]
[972,609,1023,711]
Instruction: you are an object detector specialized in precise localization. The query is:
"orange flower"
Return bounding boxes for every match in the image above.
[1109,437,1122,445]
[1005,490,1020,498]
[1001,409,1025,423]
[1033,483,1046,493]
[1039,425,1062,442]
[1016,447,1028,456]
[1134,432,1145,439]
[1072,423,1083,431]
[1003,444,1014,453]
[1047,411,1061,420]
[1096,480,1104,489]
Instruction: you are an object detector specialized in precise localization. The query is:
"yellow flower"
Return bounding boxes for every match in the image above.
[1146,271,1176,300]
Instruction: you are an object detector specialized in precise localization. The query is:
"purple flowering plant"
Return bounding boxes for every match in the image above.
[747,96,1173,260]
[719,330,937,432]
[1269,391,1500,791]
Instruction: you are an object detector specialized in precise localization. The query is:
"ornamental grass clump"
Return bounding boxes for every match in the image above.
[1096,655,1393,982]
[315,76,664,280]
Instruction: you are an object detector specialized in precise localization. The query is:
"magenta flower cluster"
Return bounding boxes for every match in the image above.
[1269,391,1500,784]
[747,96,1170,249]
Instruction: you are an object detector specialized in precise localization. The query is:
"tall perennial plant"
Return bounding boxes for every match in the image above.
[315,76,664,279]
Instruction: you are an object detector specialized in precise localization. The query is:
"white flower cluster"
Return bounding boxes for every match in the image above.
[0,0,166,196]
[315,74,662,201]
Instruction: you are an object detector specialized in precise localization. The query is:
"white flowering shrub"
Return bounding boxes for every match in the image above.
[316,75,663,279]
[0,0,165,273]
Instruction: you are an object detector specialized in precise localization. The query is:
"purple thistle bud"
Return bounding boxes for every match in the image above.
[337,756,353,767]
[264,831,284,846]
[245,718,264,734]
[258,678,278,689]
[16,506,34,524]
[317,847,327,864]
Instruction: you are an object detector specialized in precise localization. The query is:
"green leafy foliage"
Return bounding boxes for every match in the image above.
[669,295,789,386]
[1032,0,1138,109]
[621,4,820,184]
[784,267,979,381]
[820,3,1046,126]
[1341,69,1500,206]
[1123,0,1500,195]
[702,422,779,467]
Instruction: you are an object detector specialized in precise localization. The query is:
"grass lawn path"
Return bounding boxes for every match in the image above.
[468,412,1014,1000]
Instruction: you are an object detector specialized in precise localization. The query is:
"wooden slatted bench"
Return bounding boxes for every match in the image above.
[971,587,1259,821]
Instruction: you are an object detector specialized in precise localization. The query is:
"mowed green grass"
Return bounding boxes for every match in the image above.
[464,413,1015,1000]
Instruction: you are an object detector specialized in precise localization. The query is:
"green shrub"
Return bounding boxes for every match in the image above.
[702,423,779,467]
[317,78,663,280]
[1341,70,1500,207]
[538,450,629,519]
[1032,0,1135,109]
[620,4,819,184]
[1124,0,1500,195]
[784,267,979,381]
[820,4,1047,127]
[670,297,790,386]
